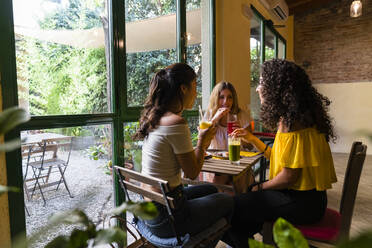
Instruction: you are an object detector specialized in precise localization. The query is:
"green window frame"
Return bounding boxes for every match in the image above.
[250,6,286,132]
[0,0,215,243]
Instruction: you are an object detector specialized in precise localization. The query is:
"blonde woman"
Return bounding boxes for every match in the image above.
[204,82,253,185]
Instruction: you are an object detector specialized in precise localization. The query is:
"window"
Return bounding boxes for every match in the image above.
[2,0,215,243]
[250,6,286,131]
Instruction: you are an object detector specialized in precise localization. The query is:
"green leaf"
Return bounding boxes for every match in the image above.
[45,236,69,248]
[0,185,20,195]
[93,227,126,246]
[68,229,90,248]
[48,209,91,227]
[109,201,158,220]
[0,107,30,134]
[337,231,372,248]
[0,138,21,152]
[273,218,309,248]
[249,238,275,248]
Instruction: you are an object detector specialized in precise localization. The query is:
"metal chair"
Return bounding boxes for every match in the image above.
[114,165,230,248]
[23,137,74,205]
[262,141,367,246]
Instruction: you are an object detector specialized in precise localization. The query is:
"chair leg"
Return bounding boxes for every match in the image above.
[57,165,73,198]
[31,168,47,206]
[262,222,274,245]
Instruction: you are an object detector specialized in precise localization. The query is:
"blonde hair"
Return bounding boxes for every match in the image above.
[207,81,240,117]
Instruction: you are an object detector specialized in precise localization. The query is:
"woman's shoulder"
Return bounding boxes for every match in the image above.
[159,112,187,126]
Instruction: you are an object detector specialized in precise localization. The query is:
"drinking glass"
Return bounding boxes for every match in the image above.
[227,113,238,134]
[228,136,241,165]
[199,110,212,129]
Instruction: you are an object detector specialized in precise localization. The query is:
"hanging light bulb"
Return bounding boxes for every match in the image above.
[350,0,362,18]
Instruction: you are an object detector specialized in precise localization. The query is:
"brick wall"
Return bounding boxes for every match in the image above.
[294,0,372,84]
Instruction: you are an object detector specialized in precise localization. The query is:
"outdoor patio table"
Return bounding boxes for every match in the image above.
[201,153,263,194]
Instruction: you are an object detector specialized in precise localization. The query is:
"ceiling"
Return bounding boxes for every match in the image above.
[286,0,337,16]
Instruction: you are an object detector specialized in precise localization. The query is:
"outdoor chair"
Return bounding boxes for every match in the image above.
[23,137,74,205]
[114,165,230,248]
[262,141,367,246]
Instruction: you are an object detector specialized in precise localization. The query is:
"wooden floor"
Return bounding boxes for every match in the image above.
[217,152,372,247]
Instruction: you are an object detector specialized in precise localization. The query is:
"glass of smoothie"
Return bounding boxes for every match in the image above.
[228,136,240,165]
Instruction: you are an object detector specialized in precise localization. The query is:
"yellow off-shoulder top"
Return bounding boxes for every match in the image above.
[269,127,337,191]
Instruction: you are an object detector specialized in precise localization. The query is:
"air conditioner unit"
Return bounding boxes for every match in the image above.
[258,0,289,22]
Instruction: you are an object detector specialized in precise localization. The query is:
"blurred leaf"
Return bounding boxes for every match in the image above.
[337,231,372,248]
[0,185,20,195]
[273,218,309,248]
[68,229,90,248]
[249,238,275,248]
[94,227,126,246]
[45,236,69,248]
[49,209,90,227]
[0,138,21,152]
[109,201,158,220]
[0,107,30,134]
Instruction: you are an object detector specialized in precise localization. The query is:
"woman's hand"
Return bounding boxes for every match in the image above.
[211,107,229,124]
[197,125,217,150]
[231,128,254,143]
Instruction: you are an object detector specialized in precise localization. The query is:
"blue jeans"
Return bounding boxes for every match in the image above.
[140,184,234,238]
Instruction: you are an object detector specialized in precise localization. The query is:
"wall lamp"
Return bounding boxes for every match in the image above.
[350,0,362,18]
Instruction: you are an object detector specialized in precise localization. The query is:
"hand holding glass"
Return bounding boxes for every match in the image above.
[199,110,212,130]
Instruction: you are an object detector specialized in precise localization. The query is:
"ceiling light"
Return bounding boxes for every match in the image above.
[350,0,362,18]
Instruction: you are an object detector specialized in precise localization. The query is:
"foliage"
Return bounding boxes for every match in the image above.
[86,144,107,160]
[13,201,157,248]
[249,218,372,248]
[0,107,30,195]
[0,107,30,151]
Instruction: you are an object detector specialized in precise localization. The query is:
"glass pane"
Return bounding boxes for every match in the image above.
[186,0,202,109]
[187,115,199,147]
[250,13,261,130]
[264,27,275,61]
[21,125,113,245]
[13,0,111,116]
[124,122,141,172]
[125,0,177,107]
[278,38,285,59]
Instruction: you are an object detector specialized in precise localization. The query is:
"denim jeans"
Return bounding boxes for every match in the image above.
[140,184,234,238]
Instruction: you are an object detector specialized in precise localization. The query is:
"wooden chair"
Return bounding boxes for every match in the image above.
[262,141,367,246]
[114,165,230,248]
[23,137,73,205]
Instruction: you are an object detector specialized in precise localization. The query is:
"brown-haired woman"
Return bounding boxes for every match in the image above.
[133,63,234,243]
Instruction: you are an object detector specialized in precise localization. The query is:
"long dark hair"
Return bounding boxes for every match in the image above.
[134,63,196,140]
[259,59,336,142]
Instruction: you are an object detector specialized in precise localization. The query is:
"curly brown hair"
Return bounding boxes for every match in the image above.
[133,63,196,140]
[259,59,336,142]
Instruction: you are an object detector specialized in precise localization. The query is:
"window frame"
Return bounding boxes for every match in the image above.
[0,0,215,242]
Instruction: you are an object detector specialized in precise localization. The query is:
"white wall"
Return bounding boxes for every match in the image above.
[314,82,372,155]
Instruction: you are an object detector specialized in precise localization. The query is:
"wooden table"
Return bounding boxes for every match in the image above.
[201,153,263,194]
[21,132,68,145]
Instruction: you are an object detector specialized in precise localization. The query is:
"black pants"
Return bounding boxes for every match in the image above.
[225,189,327,248]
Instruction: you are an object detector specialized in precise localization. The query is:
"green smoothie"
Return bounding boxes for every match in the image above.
[228,144,240,162]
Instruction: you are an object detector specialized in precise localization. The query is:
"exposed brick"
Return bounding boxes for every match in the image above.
[294,0,372,84]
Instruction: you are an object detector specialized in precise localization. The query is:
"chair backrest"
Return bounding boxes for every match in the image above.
[114,165,176,210]
[339,141,367,239]
[43,137,73,162]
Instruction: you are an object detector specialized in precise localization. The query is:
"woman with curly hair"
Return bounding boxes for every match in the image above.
[133,63,234,243]
[226,59,337,247]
